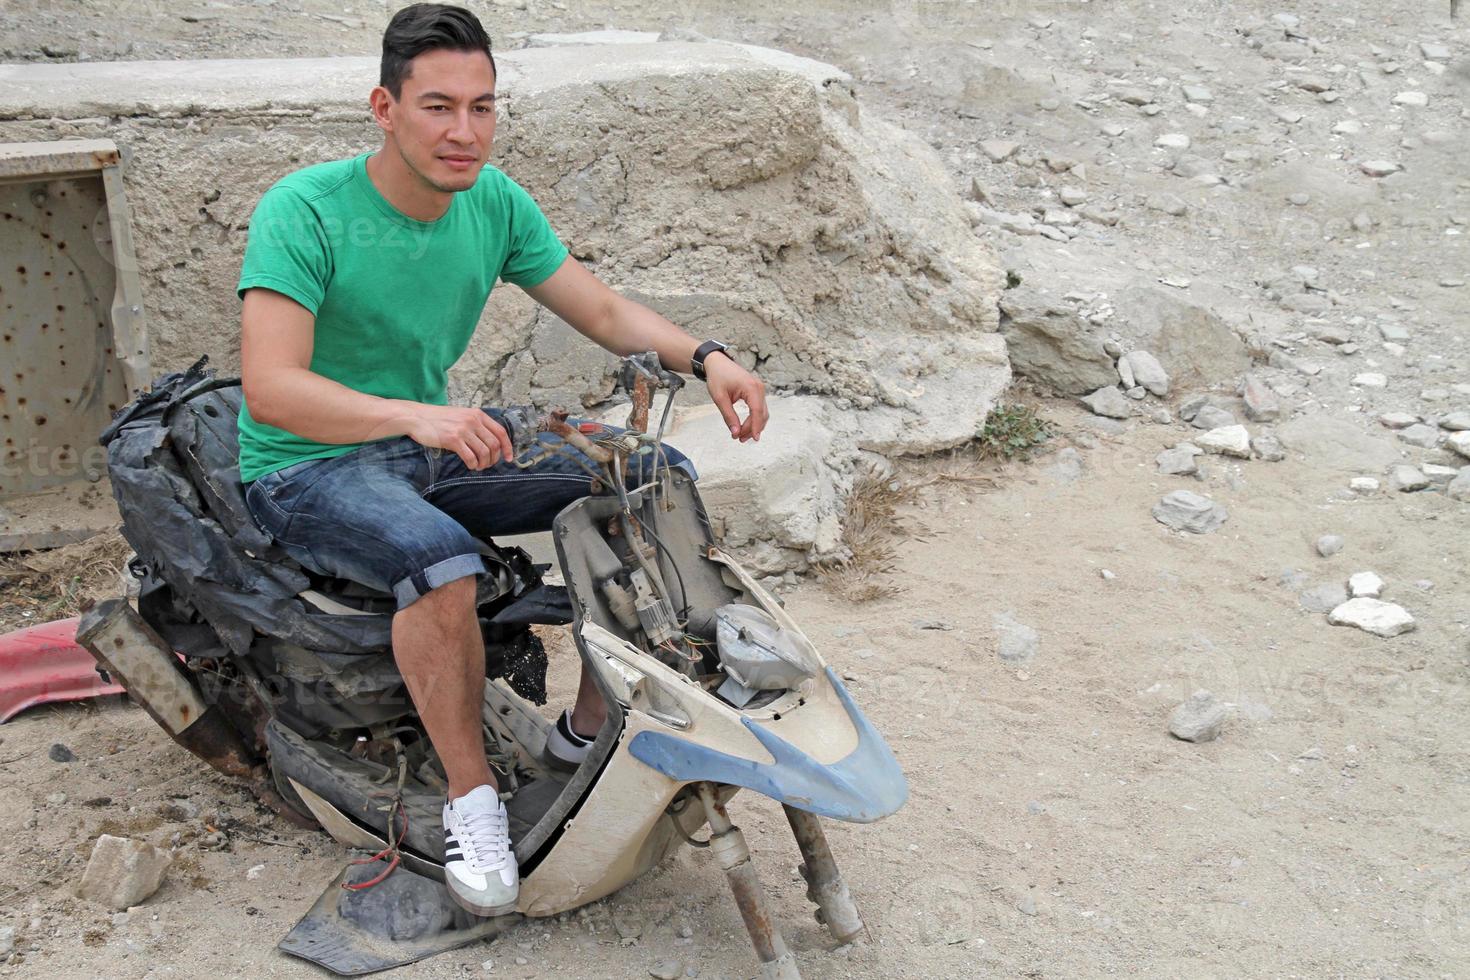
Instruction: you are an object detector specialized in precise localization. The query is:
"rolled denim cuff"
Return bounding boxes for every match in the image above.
[392,553,487,610]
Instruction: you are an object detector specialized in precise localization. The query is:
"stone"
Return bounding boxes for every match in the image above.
[1396,423,1440,448]
[1168,690,1228,743]
[1154,133,1191,150]
[1389,465,1429,492]
[48,743,75,763]
[1152,490,1228,534]
[1421,464,1458,487]
[1378,412,1419,429]
[1119,351,1169,396]
[994,612,1039,664]
[997,296,1117,395]
[1311,324,1353,345]
[1274,108,1304,124]
[1349,477,1380,493]
[650,962,684,980]
[1439,411,1470,431]
[1241,375,1280,421]
[981,139,1019,162]
[1147,193,1188,216]
[1378,322,1411,342]
[1278,413,1402,473]
[1196,425,1252,458]
[1182,84,1213,103]
[1287,192,1311,206]
[1190,405,1238,430]
[1316,534,1345,558]
[1334,119,1364,135]
[1448,431,1470,460]
[0,926,11,958]
[1348,571,1384,598]
[1080,385,1132,419]
[1281,292,1331,314]
[1101,122,1126,137]
[76,835,171,911]
[1059,186,1088,207]
[1446,467,1470,502]
[1156,446,1201,475]
[1392,91,1429,107]
[1252,431,1286,461]
[1328,598,1416,638]
[1300,583,1349,613]
[1295,75,1333,93]
[1115,86,1152,105]
[1420,42,1452,61]
[614,913,644,941]
[1359,160,1403,177]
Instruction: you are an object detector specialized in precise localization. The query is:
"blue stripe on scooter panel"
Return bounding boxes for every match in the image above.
[627,667,908,823]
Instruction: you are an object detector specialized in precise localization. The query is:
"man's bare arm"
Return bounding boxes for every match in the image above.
[524,258,770,442]
[240,288,511,469]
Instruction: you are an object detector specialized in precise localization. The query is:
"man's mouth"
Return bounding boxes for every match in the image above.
[441,154,478,170]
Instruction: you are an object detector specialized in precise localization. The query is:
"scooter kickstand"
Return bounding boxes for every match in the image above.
[783,805,865,945]
[695,783,801,980]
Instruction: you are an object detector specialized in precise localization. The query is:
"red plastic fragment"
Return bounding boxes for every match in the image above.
[0,616,125,723]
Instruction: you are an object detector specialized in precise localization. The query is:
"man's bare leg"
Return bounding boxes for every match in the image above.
[391,575,496,799]
[568,666,608,738]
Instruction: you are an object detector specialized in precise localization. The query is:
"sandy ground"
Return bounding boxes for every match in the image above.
[2,0,1468,977]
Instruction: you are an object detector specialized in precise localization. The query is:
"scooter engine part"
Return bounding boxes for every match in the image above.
[635,593,679,648]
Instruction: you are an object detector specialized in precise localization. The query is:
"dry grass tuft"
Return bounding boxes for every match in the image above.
[0,529,131,629]
[815,472,916,602]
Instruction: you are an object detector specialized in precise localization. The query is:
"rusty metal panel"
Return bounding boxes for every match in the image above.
[0,138,149,504]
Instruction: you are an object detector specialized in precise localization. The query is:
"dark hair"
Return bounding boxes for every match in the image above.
[380,4,497,99]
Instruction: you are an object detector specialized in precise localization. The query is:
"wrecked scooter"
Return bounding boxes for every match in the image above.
[78,353,907,978]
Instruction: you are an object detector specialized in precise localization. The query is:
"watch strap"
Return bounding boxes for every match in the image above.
[691,340,730,381]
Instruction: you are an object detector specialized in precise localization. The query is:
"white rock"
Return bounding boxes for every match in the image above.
[1169,690,1228,742]
[1196,425,1252,458]
[1328,598,1415,638]
[1316,534,1345,558]
[1059,186,1088,207]
[1396,423,1440,448]
[76,835,172,911]
[981,139,1019,162]
[1359,160,1403,177]
[1446,467,1470,502]
[1352,372,1387,388]
[1333,119,1364,135]
[1389,464,1429,492]
[1182,84,1214,103]
[1422,463,1458,487]
[1448,431,1470,459]
[1419,42,1452,61]
[1154,133,1191,150]
[1349,476,1380,493]
[1392,91,1429,107]
[1378,412,1419,429]
[1347,571,1384,598]
[1438,411,1470,431]
[1119,351,1169,396]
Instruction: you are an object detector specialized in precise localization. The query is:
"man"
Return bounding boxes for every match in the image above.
[237,3,769,917]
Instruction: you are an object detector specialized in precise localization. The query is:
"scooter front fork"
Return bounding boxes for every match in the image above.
[783,804,865,944]
[695,783,801,980]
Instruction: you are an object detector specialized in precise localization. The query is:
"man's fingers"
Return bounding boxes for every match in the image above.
[449,438,480,471]
[710,386,742,438]
[461,431,494,470]
[486,418,513,463]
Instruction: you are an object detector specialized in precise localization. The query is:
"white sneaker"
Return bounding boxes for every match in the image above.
[442,785,518,917]
[544,709,597,771]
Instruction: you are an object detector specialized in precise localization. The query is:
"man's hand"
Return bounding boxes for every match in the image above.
[405,405,514,470]
[705,354,769,443]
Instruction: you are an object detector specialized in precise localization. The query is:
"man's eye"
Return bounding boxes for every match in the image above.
[426,105,448,112]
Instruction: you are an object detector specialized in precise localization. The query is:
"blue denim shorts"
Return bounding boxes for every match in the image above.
[244,409,695,610]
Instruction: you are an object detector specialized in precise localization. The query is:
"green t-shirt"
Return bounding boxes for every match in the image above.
[235,153,568,483]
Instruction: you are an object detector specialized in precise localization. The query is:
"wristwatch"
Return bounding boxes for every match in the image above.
[690,340,732,381]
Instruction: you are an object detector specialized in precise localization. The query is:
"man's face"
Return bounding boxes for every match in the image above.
[384,48,498,194]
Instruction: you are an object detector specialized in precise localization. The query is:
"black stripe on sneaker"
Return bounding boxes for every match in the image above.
[558,711,595,745]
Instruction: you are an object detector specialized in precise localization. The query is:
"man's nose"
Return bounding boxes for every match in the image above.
[447,108,476,145]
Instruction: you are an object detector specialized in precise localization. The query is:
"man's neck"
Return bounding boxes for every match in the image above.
[365,147,452,222]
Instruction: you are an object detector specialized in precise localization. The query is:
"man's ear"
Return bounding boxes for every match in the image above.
[368,85,395,134]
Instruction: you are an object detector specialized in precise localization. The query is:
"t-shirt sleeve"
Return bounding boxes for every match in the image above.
[496,175,569,288]
[236,186,332,314]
